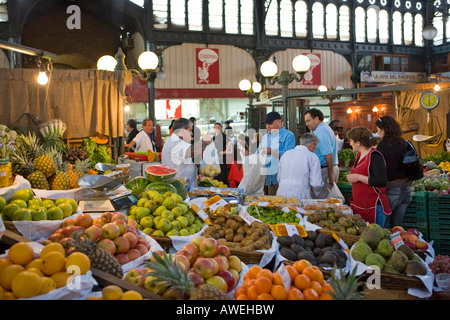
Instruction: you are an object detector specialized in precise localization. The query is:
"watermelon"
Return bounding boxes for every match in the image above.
[146,181,177,194]
[125,176,150,198]
[170,179,188,200]
[145,164,177,183]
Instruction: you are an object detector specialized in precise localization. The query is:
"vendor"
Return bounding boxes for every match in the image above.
[162,118,211,188]
[124,119,156,153]
[125,119,139,151]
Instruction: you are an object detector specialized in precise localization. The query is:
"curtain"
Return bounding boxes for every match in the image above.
[0,68,133,139]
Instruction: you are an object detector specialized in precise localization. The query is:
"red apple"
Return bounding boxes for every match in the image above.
[188,268,205,287]
[101,222,121,239]
[217,269,236,292]
[135,243,149,256]
[228,268,240,285]
[111,212,127,222]
[199,238,219,258]
[115,253,130,265]
[406,234,418,243]
[416,240,429,250]
[113,236,131,254]
[137,239,151,250]
[101,212,113,222]
[217,245,231,260]
[113,219,128,236]
[62,218,76,227]
[400,231,408,241]
[392,226,405,234]
[131,275,145,287]
[127,248,141,261]
[98,238,116,255]
[213,255,229,272]
[210,257,219,275]
[404,240,418,251]
[228,255,242,273]
[59,237,75,248]
[123,232,138,248]
[406,228,420,237]
[205,275,228,292]
[66,246,78,256]
[75,213,94,228]
[177,249,195,265]
[85,225,102,242]
[48,232,62,242]
[191,236,206,250]
[182,243,199,260]
[93,217,108,226]
[174,254,190,270]
[127,218,139,230]
[60,225,77,238]
[193,257,217,279]
[125,268,141,282]
[127,225,138,235]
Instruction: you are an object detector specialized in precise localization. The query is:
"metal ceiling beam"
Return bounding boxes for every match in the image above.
[0,39,58,60]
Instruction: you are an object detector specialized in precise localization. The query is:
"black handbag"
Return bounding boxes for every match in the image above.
[402,140,424,181]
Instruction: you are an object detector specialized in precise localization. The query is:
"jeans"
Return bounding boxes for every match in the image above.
[384,185,413,228]
[375,205,386,227]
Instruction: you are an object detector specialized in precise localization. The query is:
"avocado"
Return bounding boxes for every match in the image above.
[320,254,337,265]
[405,260,427,276]
[292,234,305,247]
[280,248,297,261]
[306,230,317,242]
[277,235,294,246]
[313,247,322,257]
[325,234,335,246]
[290,243,305,255]
[315,234,327,248]
[304,239,315,249]
[297,251,316,264]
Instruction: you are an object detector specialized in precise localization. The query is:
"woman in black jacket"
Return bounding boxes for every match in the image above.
[375,116,412,228]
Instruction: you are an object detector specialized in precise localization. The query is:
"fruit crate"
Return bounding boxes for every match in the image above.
[337,183,352,205]
[405,191,428,217]
[428,192,450,212]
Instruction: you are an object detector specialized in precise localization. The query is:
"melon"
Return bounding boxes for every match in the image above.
[146,182,177,195]
[145,164,177,183]
[170,179,188,200]
[125,176,150,198]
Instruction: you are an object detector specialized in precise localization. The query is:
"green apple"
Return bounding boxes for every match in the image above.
[171,206,183,218]
[153,194,165,206]
[46,206,64,220]
[42,199,56,210]
[179,228,189,236]
[137,198,147,207]
[171,220,181,231]
[27,198,43,207]
[176,216,189,228]
[10,199,27,209]
[155,217,171,232]
[152,229,165,236]
[142,227,154,235]
[67,199,79,212]
[176,203,188,215]
[144,200,158,212]
[2,203,20,220]
[184,213,195,225]
[153,216,162,225]
[140,216,154,229]
[187,227,196,235]
[0,196,6,212]
[153,206,167,216]
[166,229,179,236]
[57,202,74,218]
[163,191,173,199]
[127,214,137,221]
[31,207,47,221]
[170,193,183,204]
[135,207,151,220]
[162,197,176,210]
[11,189,32,202]
[191,223,201,233]
[54,198,68,206]
[12,208,32,221]
[128,205,138,215]
[147,190,159,199]
[161,210,174,221]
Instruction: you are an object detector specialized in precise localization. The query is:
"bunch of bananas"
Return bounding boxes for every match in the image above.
[439,161,450,171]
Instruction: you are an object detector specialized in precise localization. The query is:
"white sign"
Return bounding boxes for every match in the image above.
[361,71,427,83]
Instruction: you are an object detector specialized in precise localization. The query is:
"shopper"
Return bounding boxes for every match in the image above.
[346,126,391,225]
[375,115,412,228]
[162,118,211,188]
[168,119,176,136]
[329,119,344,152]
[238,133,265,195]
[213,122,229,185]
[125,119,156,153]
[258,111,296,195]
[125,119,139,151]
[276,133,325,200]
[305,109,339,196]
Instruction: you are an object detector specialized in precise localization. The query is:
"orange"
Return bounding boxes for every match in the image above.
[292,259,312,274]
[294,274,311,290]
[236,294,250,300]
[243,279,256,292]
[8,242,35,266]
[243,272,251,282]
[234,286,246,299]
[257,293,274,300]
[322,282,335,294]
[102,285,123,300]
[303,287,320,300]
[248,265,263,279]
[287,287,304,300]
[0,258,12,274]
[27,267,45,277]
[11,271,42,298]
[40,242,65,259]
[65,252,91,275]
[39,277,57,295]
[0,264,25,290]
[121,290,143,300]
[319,293,334,300]
[256,269,273,282]
[273,271,284,286]
[40,251,66,276]
[51,271,71,288]
[246,285,259,300]
[2,291,16,300]
[255,276,272,294]
[270,284,288,300]
[302,266,318,281]
[310,281,323,296]
[315,269,325,285]
[25,258,42,270]
[285,265,298,281]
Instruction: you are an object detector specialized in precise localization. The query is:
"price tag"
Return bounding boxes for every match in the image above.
[284,224,299,236]
[281,207,291,213]
[390,231,404,250]
[258,201,270,207]
[239,210,257,226]
[208,198,228,211]
[331,231,350,254]
[210,187,222,194]
[277,263,292,292]
[196,209,209,221]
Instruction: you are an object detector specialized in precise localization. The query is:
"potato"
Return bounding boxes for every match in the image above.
[233,233,244,243]
[225,233,234,242]
[217,238,227,245]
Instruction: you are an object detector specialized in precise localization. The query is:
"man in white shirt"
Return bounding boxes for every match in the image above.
[162,118,211,188]
[124,119,156,153]
[276,133,325,200]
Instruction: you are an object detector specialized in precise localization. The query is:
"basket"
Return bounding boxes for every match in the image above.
[3,221,19,235]
[149,235,173,249]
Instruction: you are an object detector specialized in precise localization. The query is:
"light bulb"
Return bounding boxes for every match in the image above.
[252,81,262,93]
[37,71,48,85]
[97,55,117,71]
[372,106,379,112]
[260,60,278,78]
[138,51,159,71]
[239,79,251,92]
[124,104,130,112]
[347,108,353,114]
[318,85,328,92]
[434,83,441,91]
[292,54,311,73]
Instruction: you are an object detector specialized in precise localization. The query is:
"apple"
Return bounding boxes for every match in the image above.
[102,222,121,239]
[406,228,420,237]
[123,232,138,248]
[138,239,151,250]
[101,212,113,221]
[416,240,429,250]
[199,238,219,258]
[127,218,139,230]
[127,248,141,261]
[135,243,149,256]
[406,234,418,243]
[177,249,195,265]
[217,245,231,260]
[132,275,145,287]
[217,270,236,292]
[48,232,62,242]
[115,253,130,265]
[228,268,240,285]
[59,237,75,248]
[188,268,205,287]
[404,240,418,251]
[111,212,127,222]
[213,255,229,272]
[62,218,76,227]
[75,213,94,228]
[174,254,190,270]
[400,231,408,241]
[150,250,165,263]
[98,238,116,255]
[113,236,131,254]
[66,246,78,256]
[228,255,242,273]
[191,236,206,250]
[125,268,141,282]
[85,225,102,242]
[392,226,405,234]
[182,243,199,261]
[193,257,217,279]
[113,219,128,236]
[210,257,219,275]
[93,217,108,226]
[60,225,77,238]
[205,275,228,292]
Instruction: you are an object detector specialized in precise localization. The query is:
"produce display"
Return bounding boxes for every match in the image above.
[307,208,368,235]
[338,149,357,167]
[0,189,78,221]
[82,137,115,168]
[145,164,177,183]
[277,231,348,269]
[393,226,429,251]
[428,255,450,275]
[197,176,228,188]
[200,164,221,177]
[87,285,143,300]
[411,175,450,193]
[243,195,301,206]
[188,187,240,199]
[201,212,273,251]
[246,205,300,225]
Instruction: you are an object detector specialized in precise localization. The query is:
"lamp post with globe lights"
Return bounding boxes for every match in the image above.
[239,79,262,131]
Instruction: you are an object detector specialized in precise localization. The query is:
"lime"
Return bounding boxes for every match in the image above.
[2,203,20,220]
[46,207,64,220]
[28,198,43,207]
[42,199,56,210]
[12,208,32,221]
[54,198,68,206]
[10,199,28,209]
[67,199,78,213]
[57,202,73,218]
[31,207,47,221]
[0,196,6,212]
[10,189,32,202]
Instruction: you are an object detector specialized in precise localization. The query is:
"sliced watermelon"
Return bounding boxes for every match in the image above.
[145,164,177,183]
[145,181,177,194]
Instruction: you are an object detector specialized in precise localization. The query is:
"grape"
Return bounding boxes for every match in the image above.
[428,254,450,275]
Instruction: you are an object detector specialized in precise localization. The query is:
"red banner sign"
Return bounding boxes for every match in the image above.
[302,53,321,85]
[196,48,220,84]
[166,100,182,119]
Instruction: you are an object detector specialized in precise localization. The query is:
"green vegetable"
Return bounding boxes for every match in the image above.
[82,137,115,167]
[338,149,357,167]
[423,151,450,166]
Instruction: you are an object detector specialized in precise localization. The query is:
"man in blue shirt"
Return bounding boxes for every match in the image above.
[305,109,339,197]
[258,111,296,195]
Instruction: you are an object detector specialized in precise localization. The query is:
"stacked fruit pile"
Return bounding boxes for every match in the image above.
[0,241,90,299]
[0,189,78,221]
[234,262,334,300]
[428,255,450,275]
[128,190,203,237]
[87,285,143,300]
[307,208,369,236]
[393,226,429,251]
[45,212,152,266]
[125,236,242,300]
[246,205,300,225]
[200,164,221,177]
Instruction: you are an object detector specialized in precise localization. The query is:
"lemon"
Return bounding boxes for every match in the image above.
[8,242,35,266]
[11,271,42,298]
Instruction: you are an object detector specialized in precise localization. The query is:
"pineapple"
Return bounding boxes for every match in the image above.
[33,148,57,179]
[70,231,124,278]
[328,266,364,300]
[27,170,50,190]
[49,152,71,190]
[145,251,231,300]
[67,158,91,188]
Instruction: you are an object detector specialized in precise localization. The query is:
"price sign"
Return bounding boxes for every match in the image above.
[284,224,299,236]
[196,209,209,222]
[390,232,404,250]
[332,232,350,254]
[239,210,257,226]
[258,202,270,208]
[276,263,292,292]
[208,198,228,211]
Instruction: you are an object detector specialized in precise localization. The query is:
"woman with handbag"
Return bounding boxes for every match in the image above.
[346,127,391,226]
[375,116,413,228]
